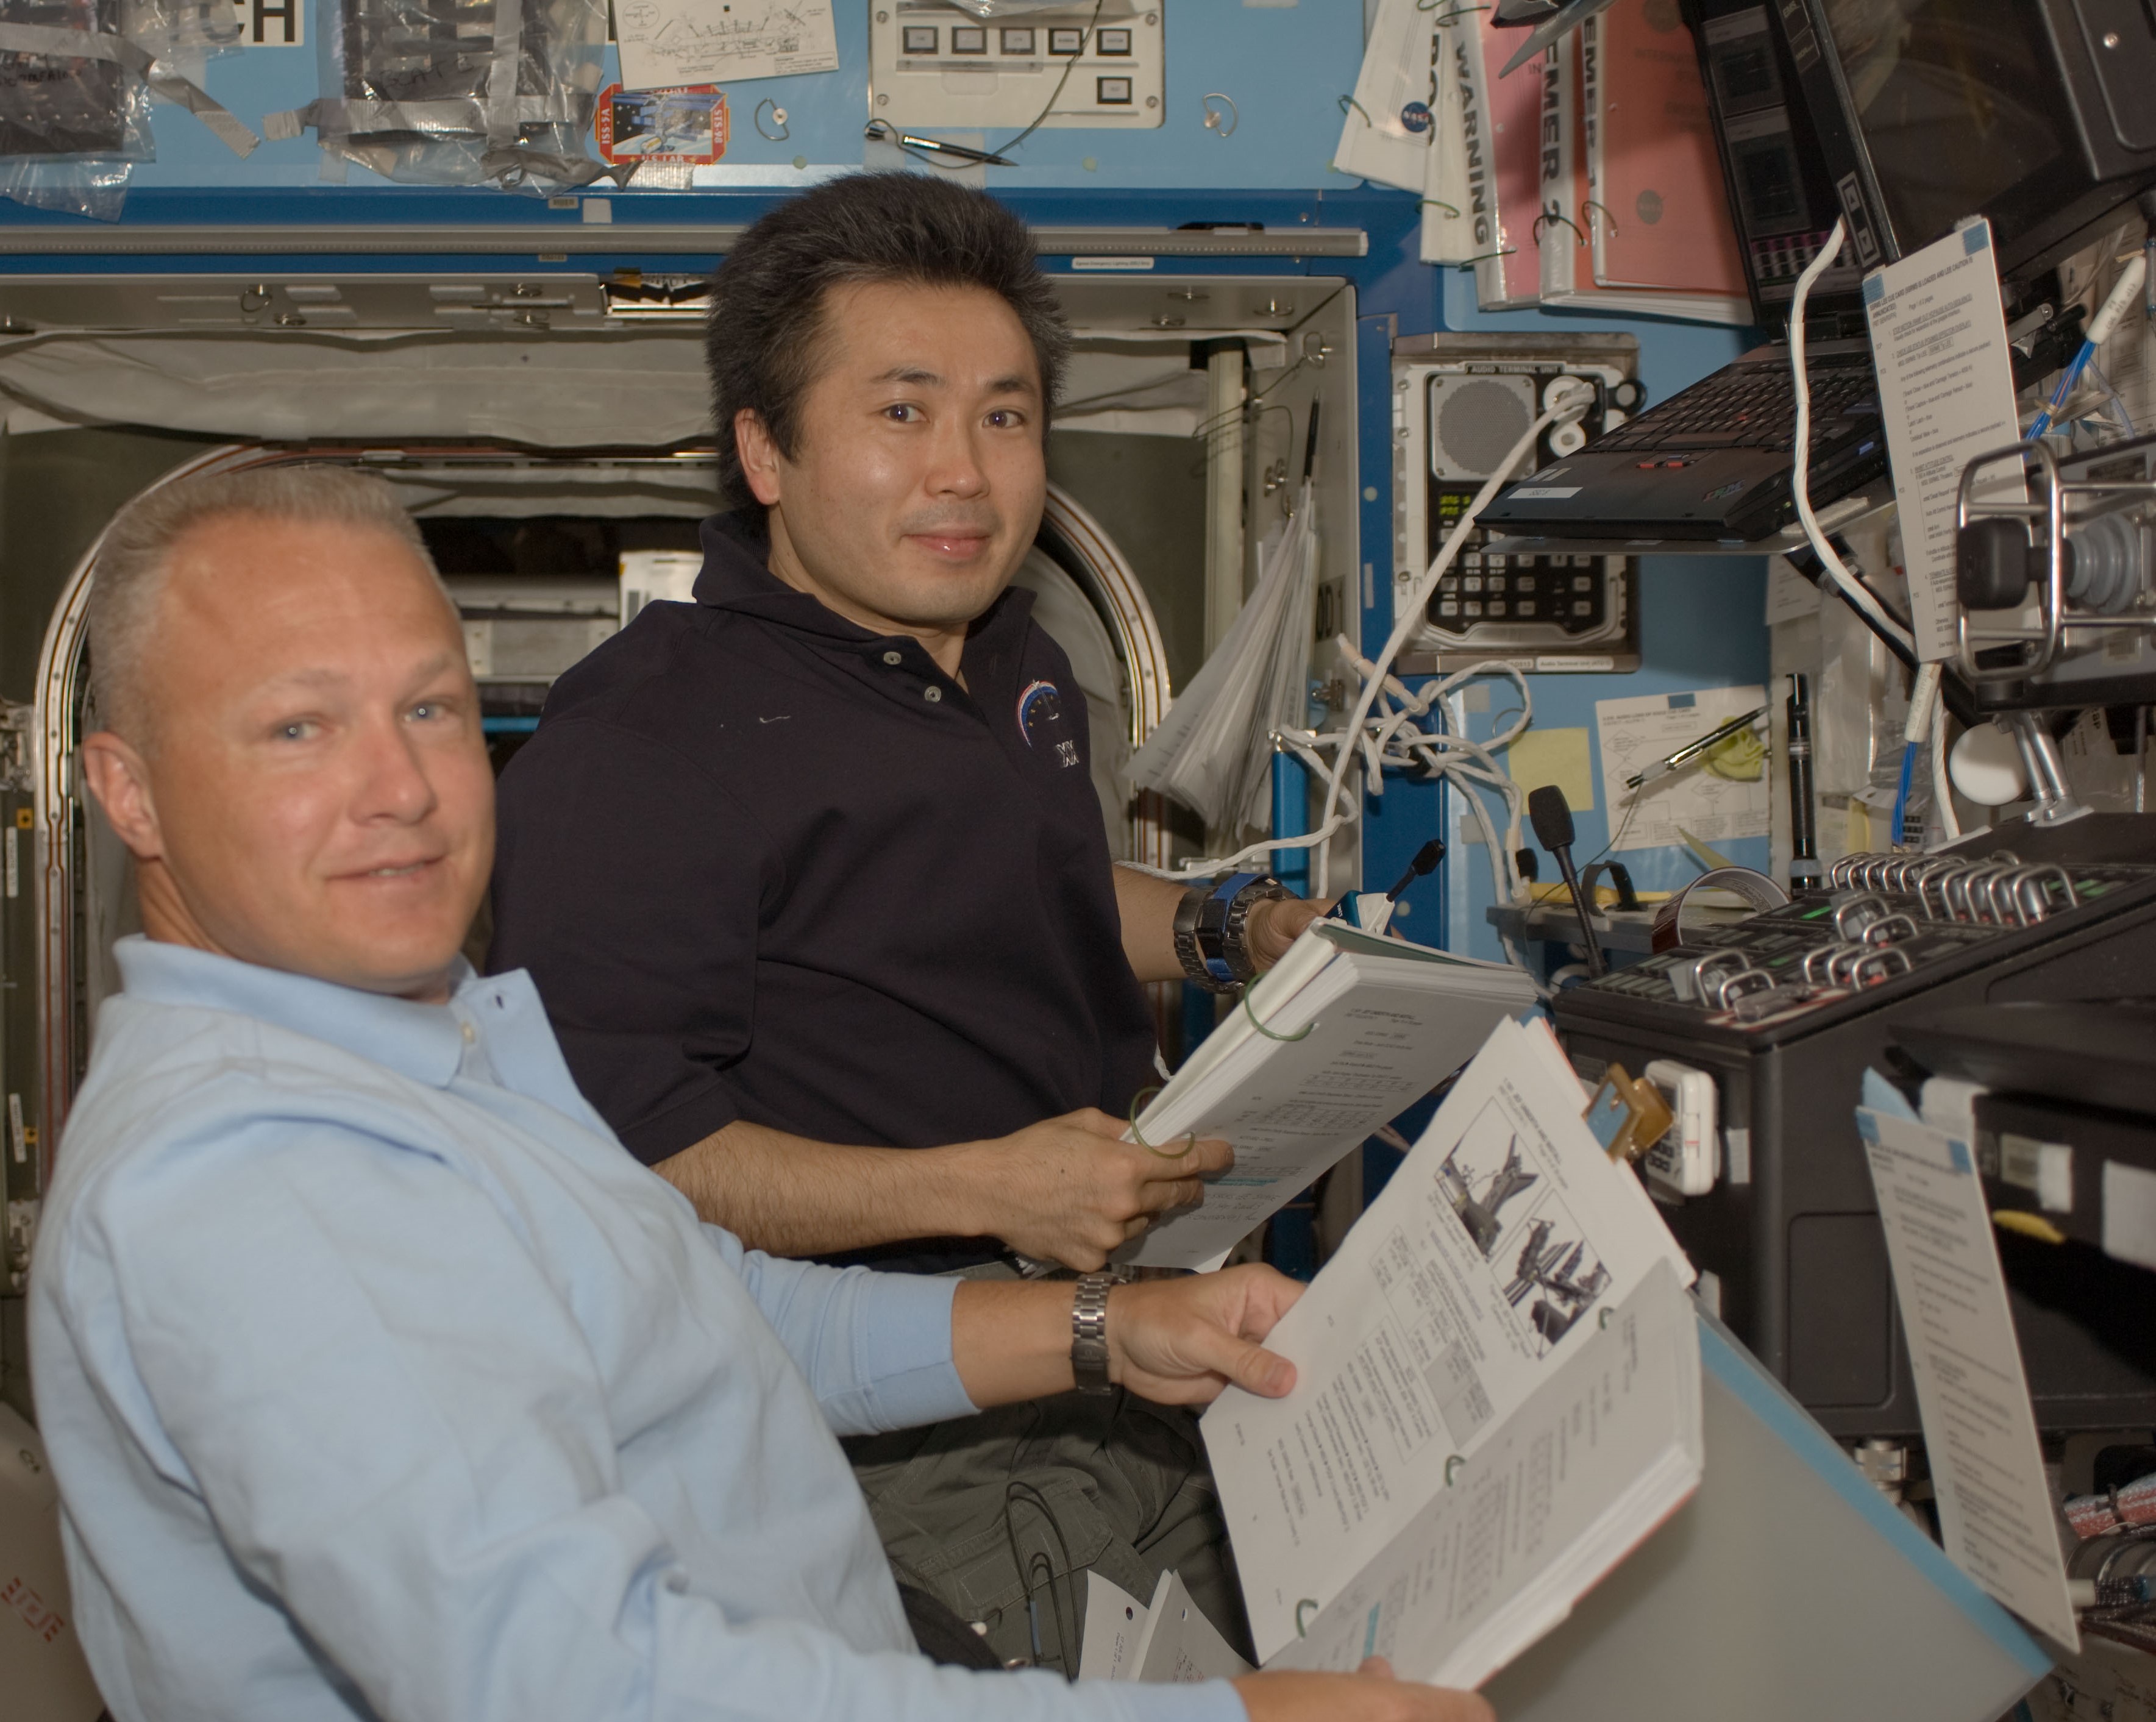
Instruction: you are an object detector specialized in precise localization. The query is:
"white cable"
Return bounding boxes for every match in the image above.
[1790,219,1916,658]
[1928,689,1961,841]
[1142,393,1589,896]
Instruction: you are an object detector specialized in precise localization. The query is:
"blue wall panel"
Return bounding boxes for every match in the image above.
[128,0,1372,188]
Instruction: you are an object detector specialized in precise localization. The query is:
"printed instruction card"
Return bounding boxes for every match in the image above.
[1863,219,2025,663]
[1859,1078,2079,1649]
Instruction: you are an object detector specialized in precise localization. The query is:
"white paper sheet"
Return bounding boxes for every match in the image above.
[1336,0,1443,192]
[1203,1017,1692,1660]
[1265,1261,1702,1690]
[1120,924,1534,1272]
[1126,1571,1254,1684]
[1765,556,1821,626]
[1858,1098,2080,1650]
[1076,1571,1151,1682]
[1593,685,1770,853]
[1862,219,2026,664]
[615,0,838,92]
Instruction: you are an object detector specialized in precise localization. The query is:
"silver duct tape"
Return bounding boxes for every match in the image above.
[479,142,614,188]
[269,93,584,141]
[484,0,524,149]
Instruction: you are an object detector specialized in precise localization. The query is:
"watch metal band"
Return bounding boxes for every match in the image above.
[1071,1273,1116,1395]
[1173,872,1293,993]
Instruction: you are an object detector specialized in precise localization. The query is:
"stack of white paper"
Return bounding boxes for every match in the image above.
[1119,923,1536,1272]
[1201,1015,1697,1663]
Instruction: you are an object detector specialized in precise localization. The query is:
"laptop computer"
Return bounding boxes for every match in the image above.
[1481,0,1885,544]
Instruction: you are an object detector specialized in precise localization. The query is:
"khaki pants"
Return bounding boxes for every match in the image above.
[844,1387,1252,1675]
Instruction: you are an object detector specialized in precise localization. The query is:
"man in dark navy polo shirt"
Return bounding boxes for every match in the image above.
[489,175,1318,1275]
[488,173,1320,1665]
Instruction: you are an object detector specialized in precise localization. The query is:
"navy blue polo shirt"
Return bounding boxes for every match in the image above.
[487,511,1158,1270]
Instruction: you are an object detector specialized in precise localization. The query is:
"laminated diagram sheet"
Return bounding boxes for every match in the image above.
[616,0,836,91]
[1595,685,1769,853]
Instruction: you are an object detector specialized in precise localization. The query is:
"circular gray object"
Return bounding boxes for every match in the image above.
[1437,379,1535,477]
[2068,510,2141,614]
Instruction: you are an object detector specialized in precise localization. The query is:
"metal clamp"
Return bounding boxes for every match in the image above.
[1851,945,1915,987]
[1832,892,1890,942]
[1863,912,1918,947]
[1710,966,1777,1010]
[1802,942,1859,986]
[1669,948,1752,1004]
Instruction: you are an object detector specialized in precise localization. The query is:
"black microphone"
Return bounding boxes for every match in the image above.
[1384,838,1446,902]
[1528,785,1606,978]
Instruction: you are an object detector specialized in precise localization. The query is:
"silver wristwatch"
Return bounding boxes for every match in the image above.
[1071,1272,1117,1395]
[1172,871,1295,995]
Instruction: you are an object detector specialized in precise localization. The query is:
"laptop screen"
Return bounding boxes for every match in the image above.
[1819,0,2069,255]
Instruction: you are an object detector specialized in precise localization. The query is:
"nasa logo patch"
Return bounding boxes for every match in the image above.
[1017,679,1082,767]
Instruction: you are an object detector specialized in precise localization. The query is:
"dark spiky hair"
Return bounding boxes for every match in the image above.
[704,172,1067,512]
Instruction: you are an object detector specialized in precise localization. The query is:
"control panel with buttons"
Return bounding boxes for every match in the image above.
[1390,334,1644,674]
[1423,479,1632,666]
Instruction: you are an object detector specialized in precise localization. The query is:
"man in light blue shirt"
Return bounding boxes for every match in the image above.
[28,465,1489,1722]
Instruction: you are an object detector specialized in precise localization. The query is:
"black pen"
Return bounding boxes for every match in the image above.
[1623,705,1766,791]
[864,121,1016,168]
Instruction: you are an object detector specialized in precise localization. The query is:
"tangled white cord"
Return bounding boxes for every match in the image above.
[1134,386,1597,917]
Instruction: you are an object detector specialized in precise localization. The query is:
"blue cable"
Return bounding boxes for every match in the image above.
[2027,339,2095,441]
[1891,740,1919,847]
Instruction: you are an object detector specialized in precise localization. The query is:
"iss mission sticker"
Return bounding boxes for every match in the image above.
[595,85,729,165]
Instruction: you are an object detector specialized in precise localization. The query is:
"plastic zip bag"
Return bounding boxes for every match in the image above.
[268,0,612,191]
[1128,489,1319,834]
[0,0,258,218]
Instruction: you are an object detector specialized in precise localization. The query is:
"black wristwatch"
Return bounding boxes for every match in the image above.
[1071,1272,1117,1395]
[1172,872,1295,994]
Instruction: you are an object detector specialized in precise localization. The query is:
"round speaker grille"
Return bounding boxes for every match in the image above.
[1436,379,1534,477]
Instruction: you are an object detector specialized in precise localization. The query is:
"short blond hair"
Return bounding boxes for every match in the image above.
[88,465,446,742]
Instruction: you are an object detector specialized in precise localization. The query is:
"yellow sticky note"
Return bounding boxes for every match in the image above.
[1507,727,1595,814]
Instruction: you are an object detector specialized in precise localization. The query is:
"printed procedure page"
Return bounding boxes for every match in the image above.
[1123,930,1531,1271]
[1203,1018,1692,1659]
[1268,1262,1701,1688]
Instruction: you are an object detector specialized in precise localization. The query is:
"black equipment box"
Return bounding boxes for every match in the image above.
[1549,817,2156,1439]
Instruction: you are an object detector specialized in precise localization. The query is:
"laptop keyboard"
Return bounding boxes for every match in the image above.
[1595,357,1875,455]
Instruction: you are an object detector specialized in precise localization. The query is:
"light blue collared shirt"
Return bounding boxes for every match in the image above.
[29,937,1242,1722]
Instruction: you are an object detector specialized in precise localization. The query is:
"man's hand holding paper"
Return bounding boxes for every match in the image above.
[1115,922,1539,1272]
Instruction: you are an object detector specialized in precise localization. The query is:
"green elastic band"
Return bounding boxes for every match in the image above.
[1242,984,1316,1043]
[1126,1087,1197,1158]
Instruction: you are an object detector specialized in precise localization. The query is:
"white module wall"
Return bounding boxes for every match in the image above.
[869,0,1164,132]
